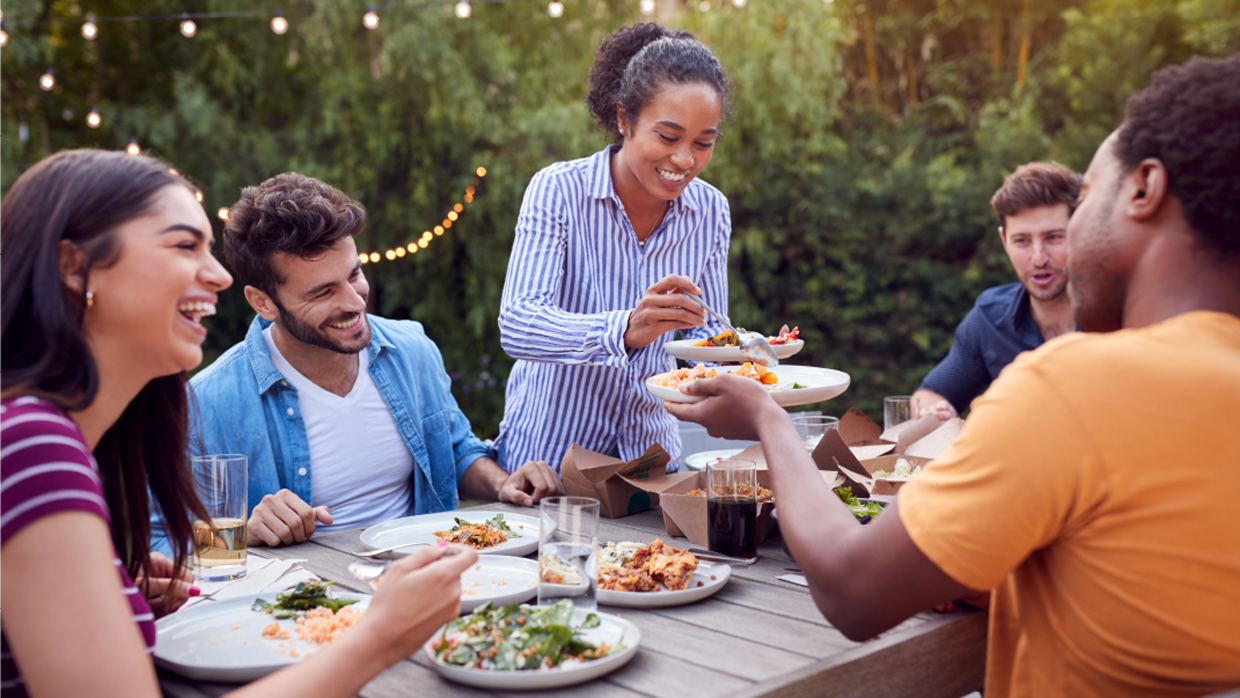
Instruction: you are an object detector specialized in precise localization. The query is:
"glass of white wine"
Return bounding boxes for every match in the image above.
[190,454,248,581]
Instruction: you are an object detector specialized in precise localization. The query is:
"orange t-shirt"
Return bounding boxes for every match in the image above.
[899,311,1240,698]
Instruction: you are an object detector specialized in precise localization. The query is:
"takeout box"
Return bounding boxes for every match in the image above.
[560,443,698,519]
[812,408,962,498]
[657,469,778,549]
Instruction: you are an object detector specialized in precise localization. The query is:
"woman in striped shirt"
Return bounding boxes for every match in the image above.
[1,150,477,698]
[497,23,734,472]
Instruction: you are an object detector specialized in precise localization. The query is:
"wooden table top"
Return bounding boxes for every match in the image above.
[158,503,986,698]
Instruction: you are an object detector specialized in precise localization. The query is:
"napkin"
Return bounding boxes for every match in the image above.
[777,573,808,587]
[180,554,314,610]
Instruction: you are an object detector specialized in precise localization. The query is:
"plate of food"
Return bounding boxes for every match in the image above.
[595,539,731,608]
[360,511,539,558]
[155,581,369,682]
[425,599,640,689]
[459,556,540,613]
[665,325,804,363]
[647,363,850,407]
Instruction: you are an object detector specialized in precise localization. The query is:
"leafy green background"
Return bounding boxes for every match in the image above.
[4,0,1237,435]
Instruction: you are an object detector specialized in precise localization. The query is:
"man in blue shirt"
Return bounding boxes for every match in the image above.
[154,173,562,554]
[913,162,1081,419]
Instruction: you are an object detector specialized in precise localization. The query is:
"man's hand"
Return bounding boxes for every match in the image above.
[922,400,958,421]
[912,389,958,421]
[138,551,195,617]
[623,275,707,349]
[247,489,333,547]
[498,461,565,507]
[662,374,781,441]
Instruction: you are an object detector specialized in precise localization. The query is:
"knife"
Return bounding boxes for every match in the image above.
[687,548,757,565]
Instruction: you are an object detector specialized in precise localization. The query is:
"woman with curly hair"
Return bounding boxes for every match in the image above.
[0,149,477,697]
[497,22,734,473]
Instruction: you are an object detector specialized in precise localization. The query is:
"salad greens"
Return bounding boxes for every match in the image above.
[433,600,621,671]
[251,580,358,619]
[450,513,521,538]
[834,486,884,524]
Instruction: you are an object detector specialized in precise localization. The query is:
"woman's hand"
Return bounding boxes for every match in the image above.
[353,544,479,667]
[623,275,707,349]
[137,551,196,617]
[662,374,783,441]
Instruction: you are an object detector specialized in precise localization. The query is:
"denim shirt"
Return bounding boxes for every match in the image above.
[151,315,490,556]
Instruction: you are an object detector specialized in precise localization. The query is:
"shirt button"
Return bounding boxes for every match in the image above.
[298,467,307,477]
[286,408,295,416]
[282,381,289,388]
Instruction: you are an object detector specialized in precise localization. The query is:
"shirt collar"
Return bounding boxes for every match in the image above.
[585,145,698,214]
[244,314,392,394]
[1007,284,1034,335]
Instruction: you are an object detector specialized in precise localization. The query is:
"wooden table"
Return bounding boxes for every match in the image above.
[159,504,986,698]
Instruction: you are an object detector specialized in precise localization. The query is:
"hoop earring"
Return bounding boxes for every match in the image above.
[85,290,94,310]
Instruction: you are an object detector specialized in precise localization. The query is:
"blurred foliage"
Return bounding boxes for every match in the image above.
[3,0,1237,434]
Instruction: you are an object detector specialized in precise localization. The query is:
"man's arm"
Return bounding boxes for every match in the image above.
[920,308,994,416]
[458,457,565,507]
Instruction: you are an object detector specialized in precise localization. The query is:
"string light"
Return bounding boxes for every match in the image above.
[359,174,483,263]
[640,0,656,14]
[443,219,453,228]
[385,249,396,260]
[0,22,8,48]
[395,247,406,257]
[363,6,380,29]
[180,16,197,37]
[270,12,289,35]
[424,231,435,241]
[453,203,464,213]
[407,243,418,253]
[476,166,487,177]
[86,107,101,128]
[548,1,564,17]
[126,138,140,155]
[39,69,56,91]
[217,207,230,220]
[359,253,368,263]
[455,1,472,18]
[418,239,429,248]
[464,193,474,202]
[81,18,98,40]
[369,252,380,262]
[194,189,204,202]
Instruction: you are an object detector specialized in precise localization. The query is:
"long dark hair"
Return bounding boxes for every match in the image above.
[1,149,210,603]
[586,22,732,145]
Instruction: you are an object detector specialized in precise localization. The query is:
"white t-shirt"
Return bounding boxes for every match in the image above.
[264,327,414,531]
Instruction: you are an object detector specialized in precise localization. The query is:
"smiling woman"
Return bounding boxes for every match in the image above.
[496,23,736,474]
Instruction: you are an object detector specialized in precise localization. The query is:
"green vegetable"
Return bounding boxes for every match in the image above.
[791,382,808,390]
[834,486,884,522]
[450,513,521,538]
[251,580,359,618]
[433,600,622,671]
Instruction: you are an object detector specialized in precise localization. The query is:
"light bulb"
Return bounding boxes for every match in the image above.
[418,239,429,249]
[1,27,8,48]
[217,207,230,220]
[447,211,459,222]
[126,139,140,155]
[407,243,417,253]
[395,247,406,257]
[82,19,98,40]
[39,69,55,91]
[698,0,710,11]
[86,108,101,128]
[369,252,380,263]
[453,203,464,213]
[548,1,564,17]
[640,0,656,14]
[476,166,487,177]
[433,226,444,236]
[271,13,289,35]
[180,18,197,37]
[194,190,204,202]
[455,1,471,18]
[359,253,368,263]
[385,250,396,260]
[363,7,380,29]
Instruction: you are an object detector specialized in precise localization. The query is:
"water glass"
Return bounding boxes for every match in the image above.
[538,496,599,612]
[791,414,840,451]
[706,459,758,562]
[884,396,914,432]
[191,454,248,581]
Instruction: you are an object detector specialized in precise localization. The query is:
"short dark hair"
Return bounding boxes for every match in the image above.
[1115,53,1240,258]
[585,22,732,145]
[223,173,366,297]
[990,162,1083,229]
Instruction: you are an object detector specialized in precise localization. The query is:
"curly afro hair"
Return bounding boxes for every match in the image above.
[1115,52,1240,258]
[586,22,731,145]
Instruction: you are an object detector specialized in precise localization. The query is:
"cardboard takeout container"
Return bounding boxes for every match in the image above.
[658,468,777,549]
[559,443,697,519]
[811,408,962,498]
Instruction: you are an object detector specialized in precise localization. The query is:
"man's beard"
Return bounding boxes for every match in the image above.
[1022,268,1069,303]
[273,301,370,355]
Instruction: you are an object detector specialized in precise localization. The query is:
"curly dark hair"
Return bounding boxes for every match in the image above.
[223,173,366,297]
[990,162,1083,229]
[586,22,732,144]
[1115,52,1240,258]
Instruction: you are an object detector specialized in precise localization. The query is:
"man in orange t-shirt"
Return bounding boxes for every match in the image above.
[665,53,1240,698]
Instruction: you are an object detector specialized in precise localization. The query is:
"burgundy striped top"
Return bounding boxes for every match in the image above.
[1,396,156,698]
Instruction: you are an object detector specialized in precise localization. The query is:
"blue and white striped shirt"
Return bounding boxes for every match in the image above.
[496,146,732,473]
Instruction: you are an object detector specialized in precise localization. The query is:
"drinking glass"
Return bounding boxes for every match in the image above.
[884,396,914,432]
[538,496,599,612]
[707,459,758,563]
[791,414,840,451]
[190,454,248,581]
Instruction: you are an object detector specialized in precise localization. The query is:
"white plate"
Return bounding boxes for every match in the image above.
[360,511,540,558]
[424,608,640,689]
[154,592,370,682]
[683,448,744,471]
[648,365,851,407]
[459,556,540,613]
[598,561,731,608]
[664,338,804,363]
